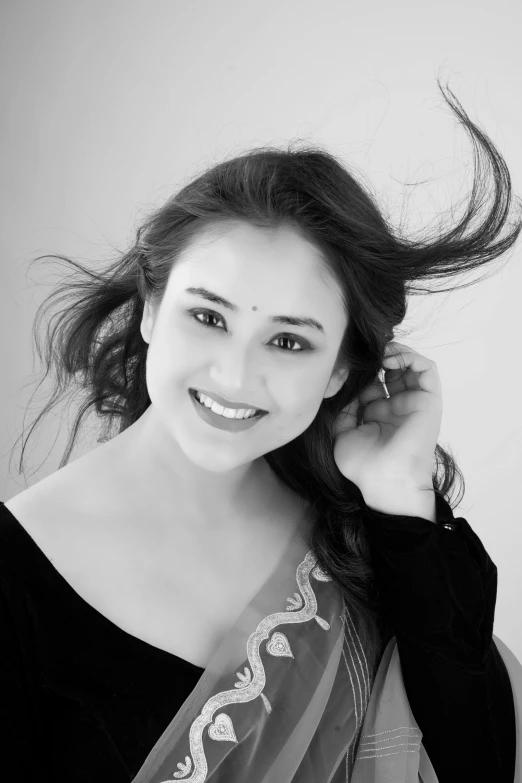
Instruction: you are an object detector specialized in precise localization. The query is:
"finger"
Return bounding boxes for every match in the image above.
[363,388,441,420]
[358,370,392,406]
[382,350,441,396]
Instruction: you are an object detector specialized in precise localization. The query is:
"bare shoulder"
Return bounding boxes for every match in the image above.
[1,449,212,664]
[3,447,131,601]
[4,447,113,535]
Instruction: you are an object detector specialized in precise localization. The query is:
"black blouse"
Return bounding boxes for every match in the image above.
[0,496,516,782]
[363,491,516,781]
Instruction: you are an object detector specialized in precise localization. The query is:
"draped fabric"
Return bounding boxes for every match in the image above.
[127,522,522,782]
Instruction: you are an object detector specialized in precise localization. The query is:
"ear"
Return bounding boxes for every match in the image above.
[140,298,155,345]
[323,366,349,400]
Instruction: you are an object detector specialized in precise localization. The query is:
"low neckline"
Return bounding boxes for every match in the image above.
[0,501,206,672]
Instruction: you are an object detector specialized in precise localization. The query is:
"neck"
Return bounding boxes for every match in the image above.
[101,406,290,536]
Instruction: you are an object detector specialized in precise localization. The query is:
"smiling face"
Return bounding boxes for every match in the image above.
[140,221,349,475]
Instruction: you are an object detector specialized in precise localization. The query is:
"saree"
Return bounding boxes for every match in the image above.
[130,522,522,783]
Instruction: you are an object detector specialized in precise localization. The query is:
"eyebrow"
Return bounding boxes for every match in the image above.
[184,287,325,334]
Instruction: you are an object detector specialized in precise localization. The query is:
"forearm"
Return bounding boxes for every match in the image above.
[361,495,516,780]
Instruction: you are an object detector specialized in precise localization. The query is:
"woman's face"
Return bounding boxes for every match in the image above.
[140,222,349,474]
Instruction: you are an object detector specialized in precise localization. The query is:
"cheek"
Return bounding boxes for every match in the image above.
[268,386,323,447]
[147,329,193,374]
[278,380,324,420]
[144,335,184,397]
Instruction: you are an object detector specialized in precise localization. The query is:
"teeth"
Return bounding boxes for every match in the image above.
[194,391,258,419]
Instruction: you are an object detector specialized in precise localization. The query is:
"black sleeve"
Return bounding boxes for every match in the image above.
[362,491,517,782]
[0,564,41,780]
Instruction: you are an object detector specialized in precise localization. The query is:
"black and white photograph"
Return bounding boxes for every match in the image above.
[1,1,521,780]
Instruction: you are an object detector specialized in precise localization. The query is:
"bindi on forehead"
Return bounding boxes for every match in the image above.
[184,287,326,334]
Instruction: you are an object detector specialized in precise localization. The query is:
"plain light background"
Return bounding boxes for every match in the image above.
[1,1,521,659]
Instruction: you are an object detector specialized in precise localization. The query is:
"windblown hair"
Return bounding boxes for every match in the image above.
[11,79,522,685]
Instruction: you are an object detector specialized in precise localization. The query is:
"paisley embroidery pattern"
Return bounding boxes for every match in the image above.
[207,713,237,743]
[266,630,294,659]
[311,564,332,582]
[164,550,332,782]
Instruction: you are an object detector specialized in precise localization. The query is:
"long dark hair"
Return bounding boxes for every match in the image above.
[10,79,522,686]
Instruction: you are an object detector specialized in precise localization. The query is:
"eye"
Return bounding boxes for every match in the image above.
[187,309,311,354]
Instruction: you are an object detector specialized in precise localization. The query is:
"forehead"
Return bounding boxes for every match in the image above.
[169,222,345,316]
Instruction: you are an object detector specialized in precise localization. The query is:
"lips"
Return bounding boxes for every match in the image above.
[189,389,267,417]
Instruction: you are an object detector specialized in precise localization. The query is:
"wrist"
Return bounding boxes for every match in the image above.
[361,480,437,523]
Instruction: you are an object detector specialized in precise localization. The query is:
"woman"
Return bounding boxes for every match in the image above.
[1,79,521,782]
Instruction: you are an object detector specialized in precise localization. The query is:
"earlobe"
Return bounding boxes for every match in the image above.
[140,300,153,344]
